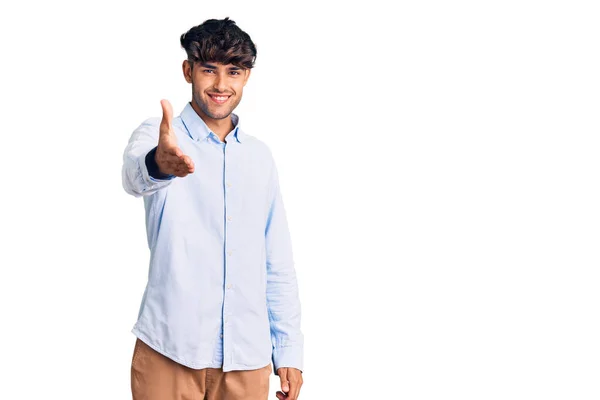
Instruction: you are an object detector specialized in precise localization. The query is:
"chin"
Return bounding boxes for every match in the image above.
[207,109,231,120]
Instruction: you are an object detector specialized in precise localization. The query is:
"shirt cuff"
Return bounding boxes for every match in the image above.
[145,146,176,180]
[271,344,303,376]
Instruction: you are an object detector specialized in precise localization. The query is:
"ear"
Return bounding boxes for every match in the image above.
[182,60,192,84]
[243,68,251,86]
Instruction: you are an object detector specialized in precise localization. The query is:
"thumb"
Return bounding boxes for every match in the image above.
[279,369,289,393]
[160,99,173,134]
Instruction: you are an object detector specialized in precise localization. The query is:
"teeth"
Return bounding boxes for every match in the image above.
[212,96,228,101]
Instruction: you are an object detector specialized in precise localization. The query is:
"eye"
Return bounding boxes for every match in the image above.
[203,69,215,73]
[230,71,240,75]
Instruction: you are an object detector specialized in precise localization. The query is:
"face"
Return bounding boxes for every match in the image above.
[183,60,251,121]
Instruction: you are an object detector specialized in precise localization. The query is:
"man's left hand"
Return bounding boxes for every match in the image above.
[276,367,303,400]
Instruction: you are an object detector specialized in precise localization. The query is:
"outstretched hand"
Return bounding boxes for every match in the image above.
[155,99,195,177]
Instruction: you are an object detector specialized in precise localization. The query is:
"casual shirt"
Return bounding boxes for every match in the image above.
[121,101,303,375]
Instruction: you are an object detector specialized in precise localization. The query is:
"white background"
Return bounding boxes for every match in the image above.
[0,0,598,399]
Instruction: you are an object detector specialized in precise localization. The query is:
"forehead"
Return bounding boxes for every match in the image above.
[198,61,242,70]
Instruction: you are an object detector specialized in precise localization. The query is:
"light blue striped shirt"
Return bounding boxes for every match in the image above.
[121,102,303,376]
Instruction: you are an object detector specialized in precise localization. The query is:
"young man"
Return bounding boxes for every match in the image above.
[121,17,304,400]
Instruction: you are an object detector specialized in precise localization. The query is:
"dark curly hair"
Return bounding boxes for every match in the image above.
[180,17,257,70]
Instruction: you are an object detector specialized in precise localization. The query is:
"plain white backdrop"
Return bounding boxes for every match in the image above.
[0,0,598,398]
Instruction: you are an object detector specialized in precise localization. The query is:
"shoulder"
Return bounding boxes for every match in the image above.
[240,131,275,162]
[133,116,185,141]
[131,117,161,137]
[126,117,161,144]
[138,117,161,128]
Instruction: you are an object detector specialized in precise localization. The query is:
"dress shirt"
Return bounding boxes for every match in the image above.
[121,101,303,375]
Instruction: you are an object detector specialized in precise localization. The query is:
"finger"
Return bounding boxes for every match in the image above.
[174,163,192,177]
[158,147,188,163]
[166,161,191,175]
[172,158,195,175]
[185,157,195,172]
[159,153,185,167]
[180,155,193,168]
[158,149,194,175]
[160,99,173,132]
[289,380,301,400]
[279,370,289,393]
[275,391,288,400]
[289,370,303,400]
[161,146,184,160]
[173,167,188,177]
[173,156,194,173]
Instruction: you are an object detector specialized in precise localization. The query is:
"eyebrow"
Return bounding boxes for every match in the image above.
[200,62,242,71]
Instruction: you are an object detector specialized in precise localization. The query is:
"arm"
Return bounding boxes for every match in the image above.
[121,118,176,197]
[265,157,304,377]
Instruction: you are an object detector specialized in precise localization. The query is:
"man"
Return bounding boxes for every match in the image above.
[121,17,304,400]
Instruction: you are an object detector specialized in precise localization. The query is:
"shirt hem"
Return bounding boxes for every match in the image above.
[131,327,272,372]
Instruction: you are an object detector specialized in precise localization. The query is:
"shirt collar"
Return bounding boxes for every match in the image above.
[179,101,245,143]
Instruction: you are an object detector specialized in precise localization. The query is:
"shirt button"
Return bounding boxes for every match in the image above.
[224,317,229,323]
[227,216,233,221]
[227,283,232,289]
[220,334,223,338]
[226,182,232,187]
[227,250,233,256]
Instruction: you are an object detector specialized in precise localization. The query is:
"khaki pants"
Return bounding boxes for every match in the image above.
[131,338,271,400]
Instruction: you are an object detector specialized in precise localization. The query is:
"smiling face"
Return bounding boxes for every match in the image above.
[183,60,251,121]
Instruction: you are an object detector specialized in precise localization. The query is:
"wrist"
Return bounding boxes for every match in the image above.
[146,146,174,179]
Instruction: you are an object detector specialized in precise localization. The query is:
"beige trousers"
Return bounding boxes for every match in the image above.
[131,338,271,400]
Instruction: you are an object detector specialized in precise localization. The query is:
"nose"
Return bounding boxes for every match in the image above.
[213,73,228,93]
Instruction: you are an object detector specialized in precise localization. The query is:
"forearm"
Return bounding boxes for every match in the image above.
[122,118,175,197]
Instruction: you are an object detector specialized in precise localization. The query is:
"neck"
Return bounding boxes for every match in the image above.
[190,101,234,142]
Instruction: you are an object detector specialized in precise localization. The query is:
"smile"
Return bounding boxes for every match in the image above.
[209,94,231,104]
